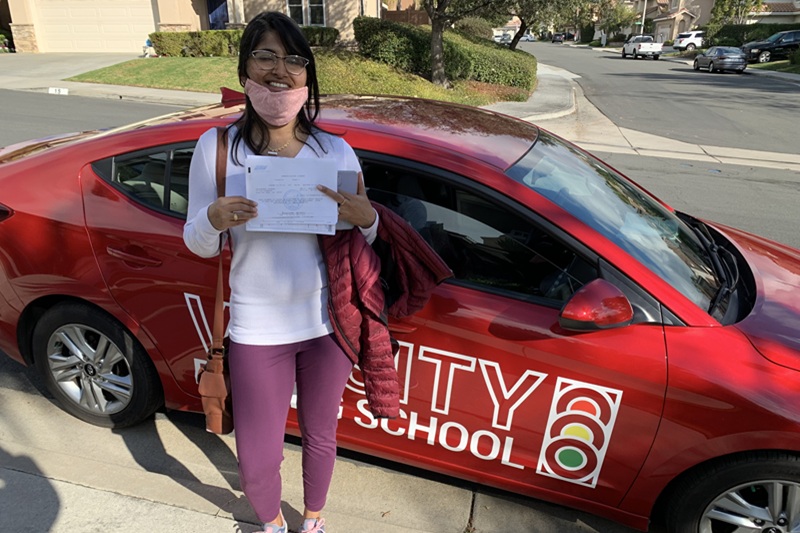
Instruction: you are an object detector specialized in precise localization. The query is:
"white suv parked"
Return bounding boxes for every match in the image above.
[673,30,704,51]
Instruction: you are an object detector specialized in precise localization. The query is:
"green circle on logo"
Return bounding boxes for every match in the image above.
[558,448,585,468]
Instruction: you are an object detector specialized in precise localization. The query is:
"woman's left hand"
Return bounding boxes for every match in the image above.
[317,172,376,228]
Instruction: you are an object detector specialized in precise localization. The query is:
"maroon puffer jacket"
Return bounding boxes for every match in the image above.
[318,203,452,418]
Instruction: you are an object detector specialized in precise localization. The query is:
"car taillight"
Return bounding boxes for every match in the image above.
[0,203,13,222]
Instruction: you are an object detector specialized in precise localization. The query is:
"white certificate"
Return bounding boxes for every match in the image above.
[245,155,338,234]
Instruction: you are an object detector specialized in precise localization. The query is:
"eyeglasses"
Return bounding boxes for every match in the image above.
[250,50,309,75]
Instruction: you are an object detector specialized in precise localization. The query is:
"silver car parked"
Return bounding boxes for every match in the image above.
[692,46,747,73]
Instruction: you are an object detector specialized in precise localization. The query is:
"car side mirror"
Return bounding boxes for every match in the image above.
[559,279,634,331]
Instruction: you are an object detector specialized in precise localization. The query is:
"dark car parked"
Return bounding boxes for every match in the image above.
[741,30,800,63]
[552,33,564,43]
[693,46,747,73]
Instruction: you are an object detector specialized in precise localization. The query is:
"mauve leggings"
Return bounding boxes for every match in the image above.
[229,334,354,522]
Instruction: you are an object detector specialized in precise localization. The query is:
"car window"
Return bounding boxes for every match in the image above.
[92,143,195,217]
[677,33,690,39]
[506,132,719,313]
[363,159,598,306]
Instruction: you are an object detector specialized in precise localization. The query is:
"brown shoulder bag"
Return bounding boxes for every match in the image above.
[196,127,234,435]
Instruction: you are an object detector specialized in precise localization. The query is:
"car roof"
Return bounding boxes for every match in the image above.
[2,95,540,172]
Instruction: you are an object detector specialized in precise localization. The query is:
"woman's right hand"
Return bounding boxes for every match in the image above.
[208,196,258,230]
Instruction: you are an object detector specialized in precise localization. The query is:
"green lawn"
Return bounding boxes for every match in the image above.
[748,59,800,75]
[66,49,531,107]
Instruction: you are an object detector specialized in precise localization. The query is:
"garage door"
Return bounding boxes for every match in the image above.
[36,0,156,53]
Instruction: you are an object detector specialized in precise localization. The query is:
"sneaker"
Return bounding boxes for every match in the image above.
[262,523,286,533]
[301,517,326,533]
[263,511,287,533]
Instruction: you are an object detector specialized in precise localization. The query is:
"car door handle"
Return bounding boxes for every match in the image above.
[107,246,162,267]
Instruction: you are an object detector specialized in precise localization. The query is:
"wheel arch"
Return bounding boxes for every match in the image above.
[648,448,800,527]
[17,295,170,394]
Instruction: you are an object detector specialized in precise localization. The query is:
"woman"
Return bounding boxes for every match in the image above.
[185,11,452,532]
[183,12,382,533]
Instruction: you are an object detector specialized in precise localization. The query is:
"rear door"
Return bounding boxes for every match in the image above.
[82,141,224,397]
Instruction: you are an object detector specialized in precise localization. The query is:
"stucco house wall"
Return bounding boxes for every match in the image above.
[6,0,378,53]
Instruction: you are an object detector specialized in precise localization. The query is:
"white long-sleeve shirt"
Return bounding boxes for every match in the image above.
[183,126,375,345]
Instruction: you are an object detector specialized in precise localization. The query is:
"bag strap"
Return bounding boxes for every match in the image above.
[211,127,228,356]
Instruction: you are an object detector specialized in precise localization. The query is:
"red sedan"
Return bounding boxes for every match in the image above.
[1,95,799,533]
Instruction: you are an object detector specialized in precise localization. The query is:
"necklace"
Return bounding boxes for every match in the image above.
[266,134,295,156]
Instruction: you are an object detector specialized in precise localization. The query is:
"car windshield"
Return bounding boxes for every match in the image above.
[718,47,743,54]
[506,132,719,312]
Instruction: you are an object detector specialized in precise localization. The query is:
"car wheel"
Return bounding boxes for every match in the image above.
[654,55,660,60]
[665,452,800,533]
[622,50,627,58]
[633,50,639,59]
[32,302,163,428]
[758,51,771,63]
[686,43,696,51]
[709,61,716,73]
[693,59,700,70]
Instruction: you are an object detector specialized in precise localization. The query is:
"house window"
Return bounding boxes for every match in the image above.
[287,0,325,26]
[670,0,679,9]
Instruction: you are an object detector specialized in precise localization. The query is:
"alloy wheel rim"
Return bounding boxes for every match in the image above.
[46,324,133,415]
[700,479,800,533]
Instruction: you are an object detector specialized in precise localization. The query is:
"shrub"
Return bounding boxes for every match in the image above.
[791,48,800,65]
[580,24,595,43]
[445,30,536,90]
[353,17,471,81]
[589,40,601,47]
[353,16,535,89]
[302,26,340,47]
[149,26,336,57]
[453,16,494,41]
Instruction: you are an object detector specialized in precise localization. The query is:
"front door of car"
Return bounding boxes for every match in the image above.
[345,157,667,506]
[82,143,223,400]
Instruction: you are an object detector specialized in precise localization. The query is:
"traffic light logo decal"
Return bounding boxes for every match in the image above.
[537,378,622,488]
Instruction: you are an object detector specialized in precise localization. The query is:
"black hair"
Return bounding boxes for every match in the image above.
[230,11,325,164]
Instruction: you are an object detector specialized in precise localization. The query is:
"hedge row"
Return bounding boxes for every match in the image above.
[708,23,800,46]
[353,17,536,90]
[149,26,340,57]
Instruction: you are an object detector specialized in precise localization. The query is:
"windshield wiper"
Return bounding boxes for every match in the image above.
[689,221,739,317]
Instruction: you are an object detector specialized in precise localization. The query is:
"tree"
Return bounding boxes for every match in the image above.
[599,1,638,37]
[421,0,508,86]
[499,0,557,50]
[710,0,763,26]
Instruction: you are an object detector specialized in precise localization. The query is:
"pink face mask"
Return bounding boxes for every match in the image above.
[244,79,309,127]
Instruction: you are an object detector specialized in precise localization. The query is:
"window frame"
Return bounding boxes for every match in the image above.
[357,150,664,323]
[91,141,197,219]
[357,150,599,306]
[286,0,326,27]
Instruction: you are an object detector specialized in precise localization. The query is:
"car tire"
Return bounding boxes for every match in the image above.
[693,59,700,70]
[665,452,800,533]
[32,302,163,428]
[758,51,771,63]
[686,43,696,51]
[633,50,639,59]
[654,55,660,60]
[622,50,627,58]
[709,61,716,73]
